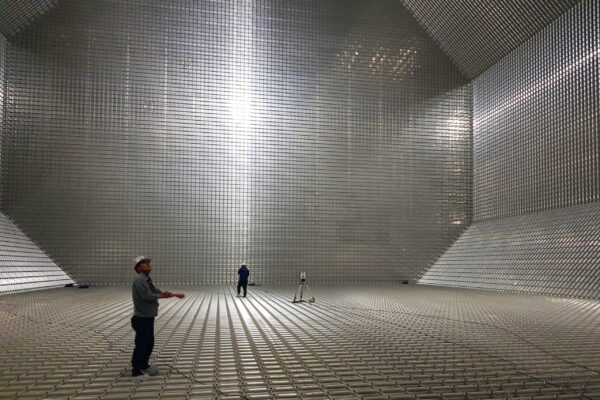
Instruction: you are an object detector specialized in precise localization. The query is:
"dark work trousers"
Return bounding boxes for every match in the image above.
[237,280,248,297]
[131,316,155,375]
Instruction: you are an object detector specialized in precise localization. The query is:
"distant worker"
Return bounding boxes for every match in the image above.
[237,264,250,297]
[131,256,184,382]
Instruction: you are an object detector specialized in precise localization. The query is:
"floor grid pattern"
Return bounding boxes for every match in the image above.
[1,285,600,399]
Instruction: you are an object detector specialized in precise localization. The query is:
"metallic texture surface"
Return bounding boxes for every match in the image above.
[2,285,600,398]
[420,202,600,299]
[0,212,73,294]
[474,0,600,221]
[0,0,57,38]
[400,0,583,78]
[421,0,600,299]
[0,34,4,198]
[1,0,471,285]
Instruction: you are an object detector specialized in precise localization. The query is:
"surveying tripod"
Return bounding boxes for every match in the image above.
[292,272,315,303]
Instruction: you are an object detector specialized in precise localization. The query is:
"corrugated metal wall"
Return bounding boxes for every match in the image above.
[0,33,4,199]
[473,1,599,220]
[0,23,74,294]
[1,0,471,285]
[421,0,600,298]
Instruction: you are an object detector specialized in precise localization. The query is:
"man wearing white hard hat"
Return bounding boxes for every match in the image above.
[130,256,184,382]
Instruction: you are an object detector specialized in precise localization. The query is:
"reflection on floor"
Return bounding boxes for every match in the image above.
[1,285,600,399]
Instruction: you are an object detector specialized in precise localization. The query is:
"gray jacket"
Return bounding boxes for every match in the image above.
[132,274,162,317]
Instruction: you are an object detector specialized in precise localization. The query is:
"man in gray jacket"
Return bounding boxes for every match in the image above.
[131,256,184,382]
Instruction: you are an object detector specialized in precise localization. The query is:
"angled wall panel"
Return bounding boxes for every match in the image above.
[0,212,74,294]
[400,0,583,78]
[420,203,600,298]
[0,0,57,38]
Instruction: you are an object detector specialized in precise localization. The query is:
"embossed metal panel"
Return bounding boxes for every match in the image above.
[420,202,600,299]
[0,212,73,294]
[0,34,4,199]
[4,286,600,398]
[400,0,583,78]
[474,0,599,221]
[421,0,600,299]
[1,0,471,285]
[0,0,57,38]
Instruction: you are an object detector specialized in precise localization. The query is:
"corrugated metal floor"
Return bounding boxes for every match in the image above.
[1,285,600,399]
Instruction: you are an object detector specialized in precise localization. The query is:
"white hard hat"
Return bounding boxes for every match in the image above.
[133,256,151,270]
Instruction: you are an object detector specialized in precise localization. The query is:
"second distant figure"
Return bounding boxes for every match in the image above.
[237,264,250,297]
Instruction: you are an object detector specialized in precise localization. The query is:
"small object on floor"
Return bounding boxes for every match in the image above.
[402,280,409,284]
[131,373,150,383]
[65,283,90,289]
[292,272,315,303]
[141,365,159,376]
